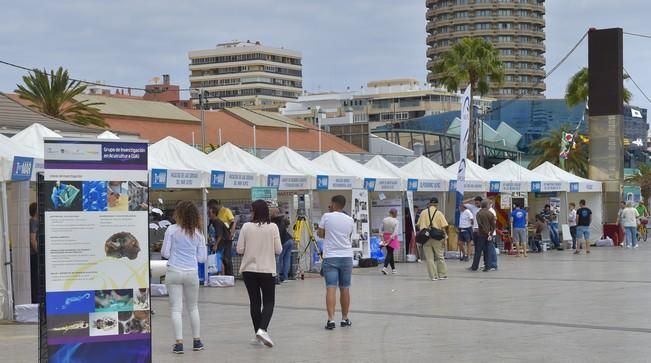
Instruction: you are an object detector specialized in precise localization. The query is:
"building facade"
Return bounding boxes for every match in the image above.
[188,41,303,111]
[426,0,546,99]
[281,78,493,128]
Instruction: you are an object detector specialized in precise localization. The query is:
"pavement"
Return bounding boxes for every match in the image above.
[3,244,651,362]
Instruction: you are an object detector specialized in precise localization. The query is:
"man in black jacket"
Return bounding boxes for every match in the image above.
[271,208,294,283]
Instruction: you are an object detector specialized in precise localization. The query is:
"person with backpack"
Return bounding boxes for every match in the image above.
[416,197,449,281]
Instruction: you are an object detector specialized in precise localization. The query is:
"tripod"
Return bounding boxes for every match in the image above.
[292,216,322,280]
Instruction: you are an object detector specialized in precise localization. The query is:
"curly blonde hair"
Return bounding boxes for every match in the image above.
[173,201,202,237]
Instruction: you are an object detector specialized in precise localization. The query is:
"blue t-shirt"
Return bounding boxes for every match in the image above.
[511,208,527,229]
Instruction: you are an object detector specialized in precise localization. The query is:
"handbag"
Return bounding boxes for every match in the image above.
[416,208,446,244]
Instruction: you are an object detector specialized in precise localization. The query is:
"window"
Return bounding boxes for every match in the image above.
[498,9,512,16]
[503,62,513,68]
[455,24,469,31]
[475,10,491,17]
[476,23,491,30]
[497,35,512,42]
[500,88,514,95]
[499,22,513,29]
[500,48,514,55]
[456,11,468,18]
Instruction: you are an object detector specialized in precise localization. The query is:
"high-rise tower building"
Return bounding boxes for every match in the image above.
[426,0,546,99]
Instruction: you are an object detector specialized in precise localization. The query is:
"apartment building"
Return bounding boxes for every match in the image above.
[189,41,303,110]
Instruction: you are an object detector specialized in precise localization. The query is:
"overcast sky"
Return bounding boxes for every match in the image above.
[0,0,649,109]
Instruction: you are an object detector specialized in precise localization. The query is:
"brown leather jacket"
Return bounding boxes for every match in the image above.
[476,208,496,238]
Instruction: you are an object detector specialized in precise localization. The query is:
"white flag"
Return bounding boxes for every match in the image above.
[631,108,643,118]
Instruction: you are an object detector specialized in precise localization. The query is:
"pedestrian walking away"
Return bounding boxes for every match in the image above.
[621,202,639,249]
[237,200,283,347]
[575,200,592,254]
[381,208,400,275]
[470,201,496,272]
[161,201,207,354]
[318,195,355,330]
[417,197,449,280]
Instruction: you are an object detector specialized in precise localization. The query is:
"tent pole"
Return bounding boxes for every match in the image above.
[1,181,14,320]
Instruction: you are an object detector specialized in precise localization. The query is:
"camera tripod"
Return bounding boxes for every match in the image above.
[292,216,322,280]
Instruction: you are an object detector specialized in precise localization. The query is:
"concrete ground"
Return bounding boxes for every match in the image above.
[3,244,651,363]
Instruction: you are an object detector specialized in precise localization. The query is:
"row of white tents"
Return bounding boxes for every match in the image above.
[0,123,605,320]
[0,123,602,195]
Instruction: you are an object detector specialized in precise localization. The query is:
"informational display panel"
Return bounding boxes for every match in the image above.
[40,139,151,363]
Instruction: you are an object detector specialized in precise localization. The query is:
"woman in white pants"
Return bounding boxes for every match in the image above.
[161,201,207,354]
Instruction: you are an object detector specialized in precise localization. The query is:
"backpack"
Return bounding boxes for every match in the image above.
[415,208,446,244]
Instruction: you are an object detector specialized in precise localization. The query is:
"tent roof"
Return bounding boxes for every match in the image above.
[208,142,302,177]
[401,156,455,180]
[446,159,501,182]
[532,162,602,191]
[10,123,62,158]
[489,159,556,182]
[364,155,410,179]
[148,136,236,174]
[263,146,341,177]
[97,130,120,139]
[312,150,397,180]
[0,133,41,181]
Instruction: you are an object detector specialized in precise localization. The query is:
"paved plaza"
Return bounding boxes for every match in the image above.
[3,245,651,362]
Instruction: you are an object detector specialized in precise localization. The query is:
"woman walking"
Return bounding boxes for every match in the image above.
[161,201,207,354]
[381,208,400,275]
[237,200,283,347]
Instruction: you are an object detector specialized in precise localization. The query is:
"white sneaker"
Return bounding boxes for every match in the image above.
[392,269,397,274]
[417,259,423,263]
[634,245,639,249]
[432,277,438,281]
[381,267,388,275]
[256,329,274,347]
[250,337,262,346]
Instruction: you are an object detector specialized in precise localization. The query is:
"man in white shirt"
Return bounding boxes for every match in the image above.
[458,203,474,262]
[318,195,355,330]
[568,202,578,249]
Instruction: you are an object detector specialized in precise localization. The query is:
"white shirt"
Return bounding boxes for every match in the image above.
[489,207,497,236]
[459,209,474,228]
[319,211,355,258]
[568,209,577,227]
[382,216,399,239]
[161,224,207,271]
[621,207,640,227]
[469,204,480,229]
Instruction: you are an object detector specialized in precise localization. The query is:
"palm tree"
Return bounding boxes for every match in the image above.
[626,164,651,204]
[565,67,632,107]
[15,67,107,127]
[432,37,504,162]
[528,127,589,177]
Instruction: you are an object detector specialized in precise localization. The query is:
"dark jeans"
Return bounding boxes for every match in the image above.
[222,240,233,276]
[383,246,395,269]
[570,226,577,249]
[486,236,497,269]
[30,253,39,303]
[242,272,276,332]
[470,233,490,270]
[276,239,294,281]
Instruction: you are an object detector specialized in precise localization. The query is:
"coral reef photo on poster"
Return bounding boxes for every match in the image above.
[119,310,151,335]
[108,181,129,211]
[95,289,134,312]
[105,232,141,260]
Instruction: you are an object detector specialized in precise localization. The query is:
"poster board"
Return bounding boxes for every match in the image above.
[351,189,370,258]
[40,139,151,363]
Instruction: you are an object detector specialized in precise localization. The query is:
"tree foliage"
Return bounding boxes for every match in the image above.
[626,164,651,204]
[565,67,632,107]
[528,127,589,177]
[432,37,504,161]
[15,67,106,127]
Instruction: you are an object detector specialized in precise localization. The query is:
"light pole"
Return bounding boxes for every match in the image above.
[192,88,208,152]
[317,106,325,154]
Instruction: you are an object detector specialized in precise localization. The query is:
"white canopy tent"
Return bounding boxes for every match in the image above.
[401,156,455,192]
[364,155,410,189]
[489,159,566,193]
[446,159,501,192]
[208,143,308,190]
[263,146,356,190]
[313,151,402,192]
[533,162,604,239]
[11,123,63,159]
[149,137,257,189]
[97,130,120,139]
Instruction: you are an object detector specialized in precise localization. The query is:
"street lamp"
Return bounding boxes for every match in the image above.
[191,89,209,152]
[317,106,326,154]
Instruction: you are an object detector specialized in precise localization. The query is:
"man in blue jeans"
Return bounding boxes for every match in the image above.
[318,195,355,330]
[271,208,294,283]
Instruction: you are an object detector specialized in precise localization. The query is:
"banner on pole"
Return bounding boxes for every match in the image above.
[455,85,471,226]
